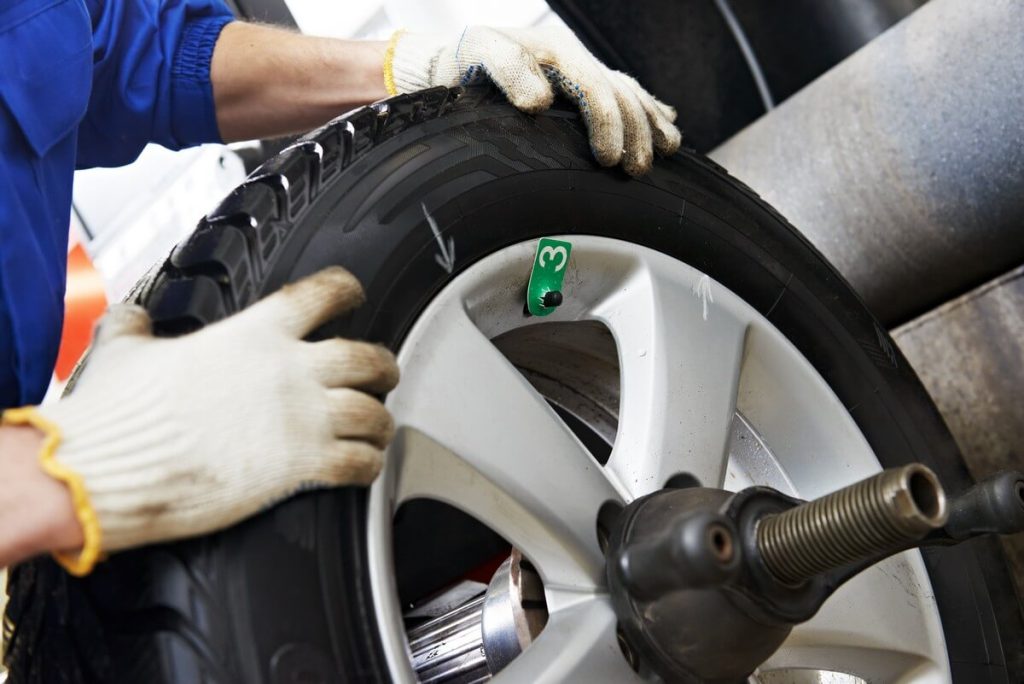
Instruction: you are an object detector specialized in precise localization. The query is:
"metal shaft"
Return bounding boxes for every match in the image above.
[407,594,489,684]
[757,464,948,586]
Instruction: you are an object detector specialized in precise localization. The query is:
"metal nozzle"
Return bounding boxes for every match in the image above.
[757,464,948,586]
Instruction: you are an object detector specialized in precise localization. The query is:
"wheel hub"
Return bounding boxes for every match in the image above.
[406,550,548,682]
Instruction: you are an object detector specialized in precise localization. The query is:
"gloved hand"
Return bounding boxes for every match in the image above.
[5,267,398,575]
[384,25,681,176]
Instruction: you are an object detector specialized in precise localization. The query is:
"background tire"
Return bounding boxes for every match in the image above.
[5,86,1022,683]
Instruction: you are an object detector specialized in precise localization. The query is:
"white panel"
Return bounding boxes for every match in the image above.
[286,0,386,38]
[384,0,551,31]
[284,0,563,38]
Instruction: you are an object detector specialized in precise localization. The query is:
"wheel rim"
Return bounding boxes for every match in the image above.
[367,236,950,682]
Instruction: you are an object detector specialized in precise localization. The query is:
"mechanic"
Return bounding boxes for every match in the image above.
[0,1,680,577]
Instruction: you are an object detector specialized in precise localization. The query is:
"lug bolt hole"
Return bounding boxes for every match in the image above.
[708,524,734,564]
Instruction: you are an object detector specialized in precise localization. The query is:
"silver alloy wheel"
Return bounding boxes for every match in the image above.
[367,236,951,683]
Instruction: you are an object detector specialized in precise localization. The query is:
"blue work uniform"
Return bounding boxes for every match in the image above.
[0,0,234,409]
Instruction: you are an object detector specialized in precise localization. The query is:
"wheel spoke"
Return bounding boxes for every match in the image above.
[761,551,947,681]
[759,645,943,683]
[593,265,749,497]
[388,298,623,589]
[495,594,641,683]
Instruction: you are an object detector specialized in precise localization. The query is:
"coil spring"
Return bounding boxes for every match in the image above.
[757,464,947,586]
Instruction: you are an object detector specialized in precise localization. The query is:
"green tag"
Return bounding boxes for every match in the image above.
[526,238,572,316]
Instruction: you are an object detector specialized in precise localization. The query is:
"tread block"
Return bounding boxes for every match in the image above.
[343,107,380,161]
[249,144,320,219]
[206,181,278,226]
[147,275,231,332]
[171,222,254,287]
[205,182,281,267]
[377,95,422,141]
[304,125,343,187]
[416,86,454,121]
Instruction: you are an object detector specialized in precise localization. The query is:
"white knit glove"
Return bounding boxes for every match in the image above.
[9,267,397,575]
[384,26,682,176]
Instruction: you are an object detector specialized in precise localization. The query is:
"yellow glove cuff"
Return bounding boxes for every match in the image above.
[2,407,103,576]
[383,29,406,96]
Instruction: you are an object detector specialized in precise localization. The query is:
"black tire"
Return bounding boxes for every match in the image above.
[4,86,1022,683]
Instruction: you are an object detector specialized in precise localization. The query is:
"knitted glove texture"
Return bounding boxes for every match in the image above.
[38,267,398,562]
[387,26,681,176]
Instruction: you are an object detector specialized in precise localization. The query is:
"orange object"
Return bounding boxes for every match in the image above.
[54,244,107,381]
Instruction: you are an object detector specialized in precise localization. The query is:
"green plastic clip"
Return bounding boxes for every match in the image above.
[526,238,573,317]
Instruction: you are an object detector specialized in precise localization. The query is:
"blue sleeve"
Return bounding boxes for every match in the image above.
[0,0,94,406]
[77,0,235,169]
[0,128,68,408]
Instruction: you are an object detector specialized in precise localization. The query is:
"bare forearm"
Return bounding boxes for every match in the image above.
[211,22,388,141]
[0,426,82,568]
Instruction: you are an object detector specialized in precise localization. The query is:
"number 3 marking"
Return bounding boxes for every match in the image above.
[539,245,568,272]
